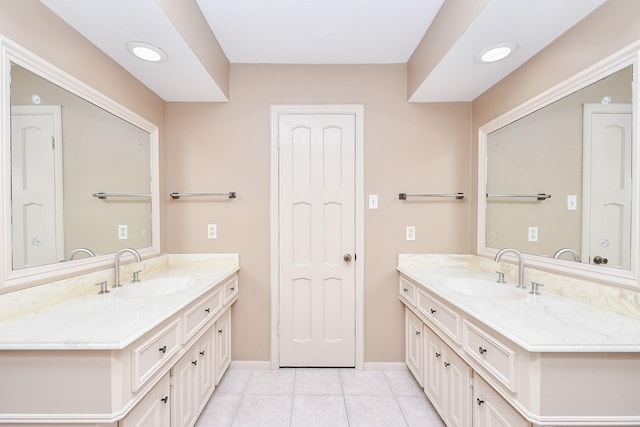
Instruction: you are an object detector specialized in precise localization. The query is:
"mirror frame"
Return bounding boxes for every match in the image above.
[0,36,160,292]
[477,41,640,287]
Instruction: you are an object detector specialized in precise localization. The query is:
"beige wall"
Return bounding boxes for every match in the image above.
[165,64,473,363]
[471,0,640,253]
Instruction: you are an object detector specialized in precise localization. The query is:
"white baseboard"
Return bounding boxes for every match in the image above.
[363,362,407,371]
[230,360,272,370]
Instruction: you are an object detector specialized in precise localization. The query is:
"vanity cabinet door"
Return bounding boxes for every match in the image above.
[120,374,170,427]
[474,375,530,427]
[215,308,232,384]
[423,327,472,427]
[172,331,216,427]
[405,308,423,386]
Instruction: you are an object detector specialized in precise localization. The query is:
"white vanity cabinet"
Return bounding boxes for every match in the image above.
[399,269,640,426]
[0,271,239,426]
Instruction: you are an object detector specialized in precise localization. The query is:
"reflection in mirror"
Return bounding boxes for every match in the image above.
[484,65,633,271]
[10,64,152,270]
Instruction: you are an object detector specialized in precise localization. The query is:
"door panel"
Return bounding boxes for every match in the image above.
[278,114,355,367]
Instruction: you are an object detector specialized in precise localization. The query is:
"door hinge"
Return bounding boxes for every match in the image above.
[51,136,55,150]
[276,136,280,150]
[277,321,280,336]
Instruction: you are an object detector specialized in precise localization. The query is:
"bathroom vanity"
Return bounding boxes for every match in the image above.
[398,254,640,427]
[0,254,239,427]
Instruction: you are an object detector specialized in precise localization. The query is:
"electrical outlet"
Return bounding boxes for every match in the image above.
[118,224,128,240]
[368,194,379,210]
[528,226,538,242]
[207,224,217,239]
[406,226,416,241]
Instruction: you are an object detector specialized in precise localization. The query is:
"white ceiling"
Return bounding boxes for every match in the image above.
[40,0,606,103]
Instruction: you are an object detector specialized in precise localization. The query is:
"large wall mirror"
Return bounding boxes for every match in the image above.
[1,37,160,291]
[478,42,640,286]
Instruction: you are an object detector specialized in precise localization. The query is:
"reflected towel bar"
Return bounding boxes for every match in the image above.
[486,193,551,200]
[170,192,236,199]
[93,192,151,200]
[399,192,465,200]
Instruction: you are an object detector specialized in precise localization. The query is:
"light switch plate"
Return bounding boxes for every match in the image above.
[567,195,577,210]
[368,194,379,209]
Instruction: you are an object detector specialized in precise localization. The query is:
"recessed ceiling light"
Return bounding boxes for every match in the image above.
[126,41,167,63]
[475,42,518,63]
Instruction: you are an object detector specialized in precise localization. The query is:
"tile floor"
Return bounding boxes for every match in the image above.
[194,368,445,427]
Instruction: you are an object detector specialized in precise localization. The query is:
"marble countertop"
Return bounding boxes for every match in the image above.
[398,254,640,352]
[0,254,239,350]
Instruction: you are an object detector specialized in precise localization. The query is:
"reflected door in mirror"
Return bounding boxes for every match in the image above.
[11,105,64,268]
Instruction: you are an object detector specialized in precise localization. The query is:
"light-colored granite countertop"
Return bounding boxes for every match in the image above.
[0,254,239,350]
[398,254,640,352]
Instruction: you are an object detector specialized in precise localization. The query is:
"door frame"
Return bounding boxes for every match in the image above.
[269,104,364,369]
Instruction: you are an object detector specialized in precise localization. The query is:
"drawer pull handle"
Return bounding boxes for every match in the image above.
[435,352,441,358]
[403,287,408,292]
[444,361,450,367]
[192,360,198,366]
[230,286,235,291]
[205,308,211,313]
[161,396,169,404]
[159,345,167,354]
[218,329,223,334]
[477,398,484,406]
[478,346,488,355]
[415,330,421,336]
[200,350,206,356]
[430,308,436,314]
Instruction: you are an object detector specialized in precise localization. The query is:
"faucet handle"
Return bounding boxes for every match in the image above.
[132,270,141,283]
[95,281,110,294]
[496,271,506,284]
[529,281,544,295]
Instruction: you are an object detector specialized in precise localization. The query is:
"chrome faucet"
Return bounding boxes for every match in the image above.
[494,248,526,289]
[67,247,96,260]
[553,248,581,262]
[113,248,142,287]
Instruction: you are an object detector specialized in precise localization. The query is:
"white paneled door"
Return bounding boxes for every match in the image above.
[277,113,356,367]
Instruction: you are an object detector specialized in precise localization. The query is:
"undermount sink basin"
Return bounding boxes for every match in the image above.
[444,278,527,300]
[114,277,193,299]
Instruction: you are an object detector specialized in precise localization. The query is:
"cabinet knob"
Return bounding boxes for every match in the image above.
[478,346,487,355]
[435,352,441,358]
[444,361,450,367]
[477,398,485,406]
[230,287,235,291]
[205,308,211,313]
[200,350,206,356]
[218,329,223,334]
[415,330,421,336]
[403,288,408,292]
[343,254,352,262]
[192,360,198,366]
[430,308,436,314]
[161,396,169,404]
[158,345,167,354]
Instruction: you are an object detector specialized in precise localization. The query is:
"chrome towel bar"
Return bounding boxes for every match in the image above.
[399,192,465,200]
[486,193,551,200]
[92,192,151,199]
[170,192,236,199]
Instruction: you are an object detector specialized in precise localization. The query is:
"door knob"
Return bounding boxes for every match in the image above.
[593,255,608,265]
[343,254,352,262]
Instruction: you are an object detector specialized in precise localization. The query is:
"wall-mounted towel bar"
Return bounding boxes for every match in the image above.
[170,192,237,199]
[92,192,151,200]
[399,192,465,200]
[486,193,551,200]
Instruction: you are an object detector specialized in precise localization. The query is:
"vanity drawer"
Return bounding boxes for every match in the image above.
[417,289,461,344]
[131,319,181,391]
[463,320,518,392]
[222,275,239,305]
[399,276,417,306]
[184,287,223,343]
